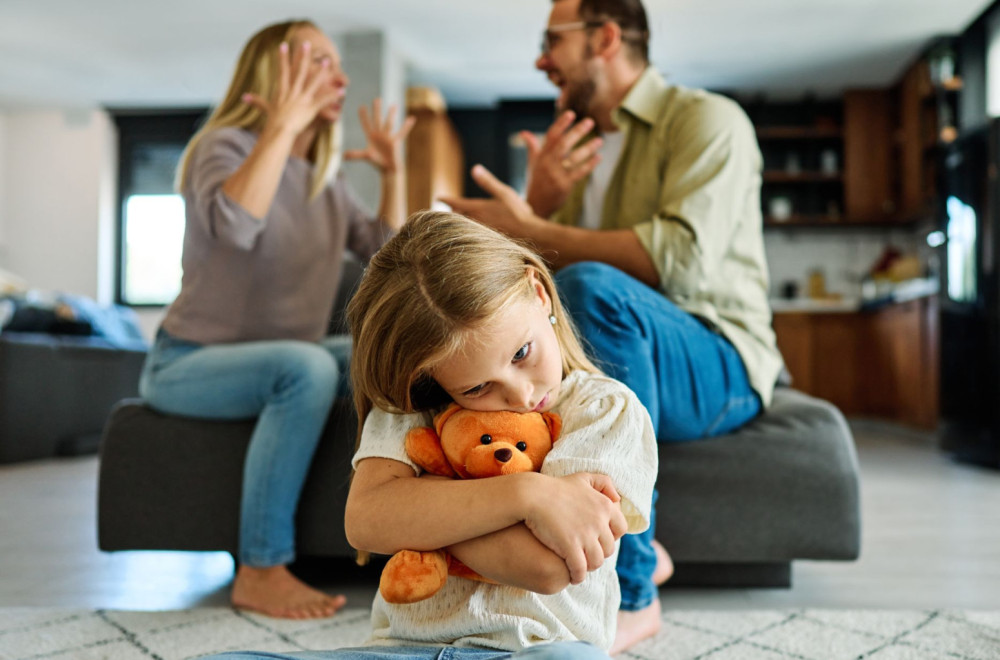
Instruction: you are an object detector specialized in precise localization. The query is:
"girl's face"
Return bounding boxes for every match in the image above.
[431,273,564,414]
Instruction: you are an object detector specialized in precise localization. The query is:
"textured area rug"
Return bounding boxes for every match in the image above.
[1,608,998,660]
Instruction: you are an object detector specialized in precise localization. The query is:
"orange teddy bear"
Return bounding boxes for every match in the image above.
[379,403,562,604]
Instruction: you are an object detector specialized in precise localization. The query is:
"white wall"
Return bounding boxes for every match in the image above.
[764,228,923,299]
[1,109,117,304]
[0,114,6,257]
[339,30,407,212]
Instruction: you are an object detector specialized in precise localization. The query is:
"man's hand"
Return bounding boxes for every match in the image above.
[440,165,544,239]
[523,111,603,218]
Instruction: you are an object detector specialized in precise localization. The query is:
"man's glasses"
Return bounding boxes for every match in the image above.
[540,21,605,55]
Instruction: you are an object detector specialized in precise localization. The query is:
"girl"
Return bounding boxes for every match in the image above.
[140,19,412,619]
[202,211,657,659]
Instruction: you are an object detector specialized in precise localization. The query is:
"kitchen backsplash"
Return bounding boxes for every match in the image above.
[764,228,927,299]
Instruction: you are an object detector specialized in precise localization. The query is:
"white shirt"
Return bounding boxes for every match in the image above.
[351,370,658,652]
[580,130,626,230]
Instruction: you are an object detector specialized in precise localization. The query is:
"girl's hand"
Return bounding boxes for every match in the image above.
[343,99,416,174]
[524,472,628,585]
[242,41,343,138]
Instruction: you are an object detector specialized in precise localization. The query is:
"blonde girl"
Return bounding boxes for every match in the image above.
[201,211,657,659]
[140,19,412,620]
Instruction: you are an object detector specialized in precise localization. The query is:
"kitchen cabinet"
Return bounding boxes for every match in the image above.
[745,99,845,226]
[772,295,939,429]
[843,89,896,222]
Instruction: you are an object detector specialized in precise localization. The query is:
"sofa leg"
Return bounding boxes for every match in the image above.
[667,562,791,588]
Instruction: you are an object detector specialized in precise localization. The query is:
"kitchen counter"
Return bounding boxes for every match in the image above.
[770,277,939,314]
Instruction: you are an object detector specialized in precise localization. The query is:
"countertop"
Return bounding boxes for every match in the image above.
[771,277,939,314]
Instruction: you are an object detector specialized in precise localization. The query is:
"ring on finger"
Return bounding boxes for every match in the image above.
[561,158,573,170]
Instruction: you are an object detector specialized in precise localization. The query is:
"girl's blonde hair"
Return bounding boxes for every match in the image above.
[348,211,601,435]
[175,19,342,199]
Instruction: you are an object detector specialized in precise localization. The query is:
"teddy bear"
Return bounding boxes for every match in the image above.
[378,403,562,604]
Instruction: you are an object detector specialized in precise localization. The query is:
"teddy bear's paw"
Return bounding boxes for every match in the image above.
[379,549,449,604]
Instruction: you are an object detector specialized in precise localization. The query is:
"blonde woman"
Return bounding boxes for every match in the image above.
[139,19,413,619]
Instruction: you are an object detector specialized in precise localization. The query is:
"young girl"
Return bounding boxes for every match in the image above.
[201,211,657,659]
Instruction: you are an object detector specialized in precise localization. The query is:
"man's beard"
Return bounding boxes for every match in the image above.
[560,75,597,125]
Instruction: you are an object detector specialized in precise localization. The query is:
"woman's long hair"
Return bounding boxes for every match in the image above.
[348,211,601,442]
[175,19,341,199]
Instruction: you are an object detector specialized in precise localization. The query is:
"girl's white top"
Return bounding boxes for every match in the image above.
[352,370,658,652]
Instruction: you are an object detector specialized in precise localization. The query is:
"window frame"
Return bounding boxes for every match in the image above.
[112,109,208,307]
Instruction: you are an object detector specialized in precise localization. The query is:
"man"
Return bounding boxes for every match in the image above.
[443,0,783,653]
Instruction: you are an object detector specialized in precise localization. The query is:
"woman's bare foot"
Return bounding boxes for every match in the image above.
[231,564,346,619]
[652,539,674,585]
[610,598,661,655]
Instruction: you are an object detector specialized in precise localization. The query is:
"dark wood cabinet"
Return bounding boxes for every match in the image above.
[843,89,896,222]
[773,296,939,429]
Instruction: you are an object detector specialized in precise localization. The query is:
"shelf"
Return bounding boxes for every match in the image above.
[764,215,923,228]
[764,214,843,226]
[756,127,843,140]
[763,171,842,183]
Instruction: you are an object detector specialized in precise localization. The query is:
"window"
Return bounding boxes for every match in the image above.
[114,111,207,306]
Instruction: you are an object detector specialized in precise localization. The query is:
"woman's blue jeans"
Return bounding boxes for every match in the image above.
[198,642,609,660]
[555,262,762,611]
[139,329,351,567]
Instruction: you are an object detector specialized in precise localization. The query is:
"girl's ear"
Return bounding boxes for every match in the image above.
[527,267,551,310]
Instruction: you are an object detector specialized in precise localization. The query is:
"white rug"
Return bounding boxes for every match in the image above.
[1,607,998,660]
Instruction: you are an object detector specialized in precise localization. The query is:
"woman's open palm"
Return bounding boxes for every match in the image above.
[343,99,416,174]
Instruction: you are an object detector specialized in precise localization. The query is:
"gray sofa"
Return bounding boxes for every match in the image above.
[98,258,860,587]
[0,332,146,463]
[98,387,859,587]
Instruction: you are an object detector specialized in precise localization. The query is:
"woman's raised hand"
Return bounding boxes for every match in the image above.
[242,40,343,137]
[524,472,628,585]
[343,99,416,174]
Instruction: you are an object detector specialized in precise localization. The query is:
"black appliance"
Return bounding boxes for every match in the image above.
[938,121,1000,468]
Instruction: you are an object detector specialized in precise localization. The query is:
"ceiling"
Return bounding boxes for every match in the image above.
[0,0,993,110]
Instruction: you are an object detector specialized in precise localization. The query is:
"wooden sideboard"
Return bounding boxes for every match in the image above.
[772,295,939,429]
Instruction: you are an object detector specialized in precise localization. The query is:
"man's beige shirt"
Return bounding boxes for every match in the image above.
[551,67,782,406]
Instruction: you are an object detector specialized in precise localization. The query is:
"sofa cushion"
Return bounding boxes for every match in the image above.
[657,387,861,563]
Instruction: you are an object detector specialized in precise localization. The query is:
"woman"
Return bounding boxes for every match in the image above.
[139,19,413,619]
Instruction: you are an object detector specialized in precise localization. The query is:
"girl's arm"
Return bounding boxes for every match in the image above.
[345,458,627,584]
[446,498,624,594]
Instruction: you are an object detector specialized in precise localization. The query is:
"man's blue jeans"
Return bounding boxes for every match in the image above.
[139,329,351,567]
[198,642,609,660]
[555,262,761,611]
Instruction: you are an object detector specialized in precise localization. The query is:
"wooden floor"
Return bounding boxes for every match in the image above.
[0,421,998,612]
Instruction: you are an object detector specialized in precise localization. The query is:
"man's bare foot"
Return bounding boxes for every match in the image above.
[231,564,346,619]
[610,598,661,656]
[652,539,674,586]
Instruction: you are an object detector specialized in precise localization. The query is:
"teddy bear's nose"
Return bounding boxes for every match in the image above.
[494,448,513,463]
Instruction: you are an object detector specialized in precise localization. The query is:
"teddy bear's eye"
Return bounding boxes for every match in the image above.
[516,441,527,451]
[480,434,492,445]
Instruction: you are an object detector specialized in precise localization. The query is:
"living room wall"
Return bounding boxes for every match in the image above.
[0,109,117,305]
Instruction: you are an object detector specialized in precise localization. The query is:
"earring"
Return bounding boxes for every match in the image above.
[549,314,557,326]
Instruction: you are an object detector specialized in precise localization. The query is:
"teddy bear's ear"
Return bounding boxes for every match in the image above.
[433,402,464,436]
[541,411,562,441]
